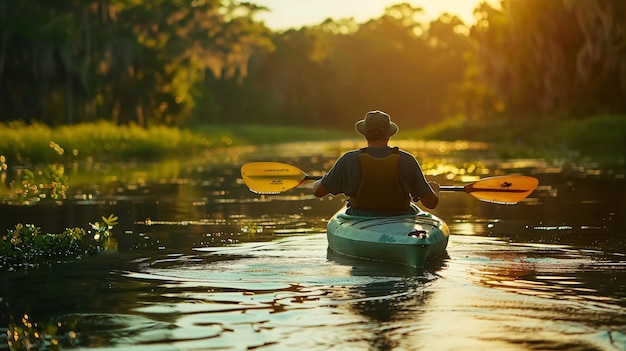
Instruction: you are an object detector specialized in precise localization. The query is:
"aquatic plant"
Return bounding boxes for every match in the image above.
[9,163,69,204]
[5,313,78,351]
[0,214,118,271]
[0,161,69,204]
[0,135,70,203]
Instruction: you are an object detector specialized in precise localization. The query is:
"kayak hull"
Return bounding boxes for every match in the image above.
[326,206,450,267]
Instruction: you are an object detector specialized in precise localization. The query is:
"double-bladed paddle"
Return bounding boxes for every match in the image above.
[240,162,539,204]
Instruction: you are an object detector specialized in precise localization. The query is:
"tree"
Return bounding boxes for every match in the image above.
[0,0,273,126]
[472,0,626,118]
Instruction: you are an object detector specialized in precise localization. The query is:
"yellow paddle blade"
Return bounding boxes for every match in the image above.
[240,162,309,194]
[465,175,539,204]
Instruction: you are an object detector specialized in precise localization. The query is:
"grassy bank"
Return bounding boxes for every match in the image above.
[400,114,626,165]
[2,116,624,166]
[0,121,351,165]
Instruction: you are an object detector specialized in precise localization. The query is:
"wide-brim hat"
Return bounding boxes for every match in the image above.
[355,110,398,138]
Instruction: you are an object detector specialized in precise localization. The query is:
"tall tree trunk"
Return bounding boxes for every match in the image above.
[112,99,120,125]
[136,101,145,127]
[66,63,75,125]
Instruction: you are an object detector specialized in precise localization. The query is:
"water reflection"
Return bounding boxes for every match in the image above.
[93,234,435,350]
[439,235,626,350]
[132,235,438,349]
[336,256,446,351]
[1,140,625,350]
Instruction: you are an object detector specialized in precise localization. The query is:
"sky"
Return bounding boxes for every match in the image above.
[249,0,493,31]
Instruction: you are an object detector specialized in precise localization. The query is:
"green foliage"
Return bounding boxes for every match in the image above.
[556,115,626,158]
[0,121,224,164]
[407,114,626,163]
[491,114,626,161]
[0,1,487,130]
[6,313,80,350]
[0,122,350,166]
[237,7,481,129]
[0,215,118,270]
[0,0,272,126]
[12,164,69,203]
[0,154,69,203]
[91,214,119,241]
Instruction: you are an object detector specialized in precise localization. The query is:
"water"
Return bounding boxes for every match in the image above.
[1,140,625,350]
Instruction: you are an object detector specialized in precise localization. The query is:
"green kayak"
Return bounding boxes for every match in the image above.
[326,206,450,267]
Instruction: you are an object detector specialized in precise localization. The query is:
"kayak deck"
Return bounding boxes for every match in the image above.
[326,207,450,267]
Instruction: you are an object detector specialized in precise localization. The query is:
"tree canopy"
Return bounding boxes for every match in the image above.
[0,0,624,129]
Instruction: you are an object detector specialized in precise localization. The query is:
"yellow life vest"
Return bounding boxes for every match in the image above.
[349,148,410,213]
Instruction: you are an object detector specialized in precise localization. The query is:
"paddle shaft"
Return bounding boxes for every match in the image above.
[440,185,466,192]
[303,176,495,192]
[301,178,527,194]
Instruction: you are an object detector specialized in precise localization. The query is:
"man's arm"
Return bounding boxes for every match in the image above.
[420,181,440,209]
[312,179,330,197]
[311,152,356,198]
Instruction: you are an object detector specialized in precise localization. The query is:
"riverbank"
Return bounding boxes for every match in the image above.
[401,114,626,167]
[0,121,352,165]
[1,116,624,167]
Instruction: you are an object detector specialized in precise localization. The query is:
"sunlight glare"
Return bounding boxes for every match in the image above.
[251,0,499,31]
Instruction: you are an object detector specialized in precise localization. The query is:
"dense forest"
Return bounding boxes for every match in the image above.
[1,0,625,130]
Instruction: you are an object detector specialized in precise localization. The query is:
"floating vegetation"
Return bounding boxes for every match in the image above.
[0,214,118,271]
[6,313,80,351]
[7,164,68,204]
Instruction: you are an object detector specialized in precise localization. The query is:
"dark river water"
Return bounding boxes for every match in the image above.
[1,140,625,351]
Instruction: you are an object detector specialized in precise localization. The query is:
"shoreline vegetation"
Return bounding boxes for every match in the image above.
[402,114,626,166]
[0,121,353,165]
[1,115,625,167]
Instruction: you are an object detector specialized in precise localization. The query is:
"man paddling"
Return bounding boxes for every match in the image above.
[312,110,440,215]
